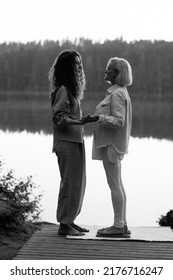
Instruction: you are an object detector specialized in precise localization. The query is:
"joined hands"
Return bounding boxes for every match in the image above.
[79,114,99,124]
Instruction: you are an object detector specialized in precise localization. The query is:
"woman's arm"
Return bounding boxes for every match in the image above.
[53,91,99,127]
[52,87,82,128]
[98,92,126,128]
[52,87,99,127]
[64,114,99,125]
[58,116,82,125]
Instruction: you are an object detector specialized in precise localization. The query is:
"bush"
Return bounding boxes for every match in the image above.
[157,210,173,228]
[0,159,42,226]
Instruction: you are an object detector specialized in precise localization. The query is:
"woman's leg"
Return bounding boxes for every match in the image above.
[120,167,127,226]
[102,148,124,228]
[55,141,86,224]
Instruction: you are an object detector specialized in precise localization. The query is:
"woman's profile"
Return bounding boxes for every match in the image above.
[49,49,98,236]
[92,57,133,237]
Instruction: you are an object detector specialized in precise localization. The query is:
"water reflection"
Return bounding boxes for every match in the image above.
[1,130,173,227]
[0,97,173,226]
[0,98,173,139]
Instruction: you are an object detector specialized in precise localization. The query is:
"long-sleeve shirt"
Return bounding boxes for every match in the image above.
[51,86,84,152]
[92,84,132,159]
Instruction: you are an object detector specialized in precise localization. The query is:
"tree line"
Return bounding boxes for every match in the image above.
[0,38,173,100]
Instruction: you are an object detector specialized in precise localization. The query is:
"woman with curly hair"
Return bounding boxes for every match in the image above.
[49,49,98,236]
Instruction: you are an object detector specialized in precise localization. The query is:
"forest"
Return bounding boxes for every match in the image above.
[0,38,173,101]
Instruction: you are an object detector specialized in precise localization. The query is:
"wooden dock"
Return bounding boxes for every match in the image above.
[14,224,173,260]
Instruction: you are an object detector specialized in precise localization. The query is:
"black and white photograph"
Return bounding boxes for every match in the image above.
[0,0,173,278]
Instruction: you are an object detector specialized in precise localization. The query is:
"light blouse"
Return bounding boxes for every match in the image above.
[92,84,132,160]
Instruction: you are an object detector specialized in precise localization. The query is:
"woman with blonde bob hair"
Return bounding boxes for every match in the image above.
[111,57,133,86]
[92,57,133,238]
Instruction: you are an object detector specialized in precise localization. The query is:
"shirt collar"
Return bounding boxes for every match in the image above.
[107,84,122,95]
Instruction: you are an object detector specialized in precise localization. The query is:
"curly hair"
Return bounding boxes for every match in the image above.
[49,49,86,100]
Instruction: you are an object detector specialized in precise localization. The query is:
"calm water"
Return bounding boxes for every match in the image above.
[1,129,173,227]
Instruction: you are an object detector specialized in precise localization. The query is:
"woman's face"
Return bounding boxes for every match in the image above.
[104,62,118,85]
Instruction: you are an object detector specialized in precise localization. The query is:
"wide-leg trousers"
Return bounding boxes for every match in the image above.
[55,140,86,224]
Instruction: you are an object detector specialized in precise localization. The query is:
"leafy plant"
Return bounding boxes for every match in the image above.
[157,210,173,228]
[0,159,43,226]
[157,214,168,226]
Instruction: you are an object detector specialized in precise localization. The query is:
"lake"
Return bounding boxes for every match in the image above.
[1,129,173,227]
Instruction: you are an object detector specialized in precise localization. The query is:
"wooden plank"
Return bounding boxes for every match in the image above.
[14,225,173,260]
[14,247,173,257]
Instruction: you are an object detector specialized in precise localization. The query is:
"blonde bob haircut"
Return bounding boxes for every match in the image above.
[108,57,133,86]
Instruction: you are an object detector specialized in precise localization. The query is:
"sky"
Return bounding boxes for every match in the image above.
[0,0,173,43]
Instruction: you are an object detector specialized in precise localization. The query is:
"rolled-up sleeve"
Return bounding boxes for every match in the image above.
[52,87,71,129]
[99,91,126,127]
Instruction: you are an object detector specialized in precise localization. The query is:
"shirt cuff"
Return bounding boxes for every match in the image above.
[99,114,106,123]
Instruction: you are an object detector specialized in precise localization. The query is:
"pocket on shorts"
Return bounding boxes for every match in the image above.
[107,145,124,163]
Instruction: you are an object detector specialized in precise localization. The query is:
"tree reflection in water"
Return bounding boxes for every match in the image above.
[0,98,173,140]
